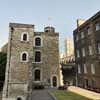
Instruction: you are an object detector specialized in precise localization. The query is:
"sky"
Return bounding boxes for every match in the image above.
[0,0,100,53]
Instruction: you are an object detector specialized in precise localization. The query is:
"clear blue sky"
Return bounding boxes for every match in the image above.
[0,0,100,53]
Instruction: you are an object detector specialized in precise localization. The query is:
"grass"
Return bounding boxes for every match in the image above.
[52,90,93,100]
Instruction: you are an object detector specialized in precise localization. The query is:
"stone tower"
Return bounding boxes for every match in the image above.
[3,23,60,100]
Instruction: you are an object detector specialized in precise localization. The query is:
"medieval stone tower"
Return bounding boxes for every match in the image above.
[3,23,60,100]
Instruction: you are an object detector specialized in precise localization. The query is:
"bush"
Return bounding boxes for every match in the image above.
[58,85,68,90]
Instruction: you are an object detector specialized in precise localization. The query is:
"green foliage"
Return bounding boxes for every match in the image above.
[0,52,7,81]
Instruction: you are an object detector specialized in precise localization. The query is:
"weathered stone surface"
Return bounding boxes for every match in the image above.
[2,23,60,100]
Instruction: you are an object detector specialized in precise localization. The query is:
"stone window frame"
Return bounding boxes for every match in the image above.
[33,36,43,47]
[21,32,29,42]
[20,51,29,62]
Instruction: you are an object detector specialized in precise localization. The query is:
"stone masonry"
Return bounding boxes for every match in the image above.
[2,23,61,100]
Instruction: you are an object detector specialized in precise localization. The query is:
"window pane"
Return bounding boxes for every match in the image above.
[96,23,100,31]
[76,35,79,41]
[89,46,93,55]
[22,53,27,61]
[78,64,81,73]
[87,27,91,35]
[82,48,85,57]
[98,43,100,54]
[23,34,27,41]
[35,70,40,81]
[84,64,87,73]
[35,51,41,62]
[76,50,80,58]
[35,38,41,46]
[81,32,84,38]
[91,64,95,74]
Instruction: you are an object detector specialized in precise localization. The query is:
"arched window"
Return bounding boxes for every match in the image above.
[21,52,28,62]
[35,51,41,62]
[17,97,22,100]
[23,34,27,41]
[22,53,27,61]
[21,32,29,41]
[35,37,41,46]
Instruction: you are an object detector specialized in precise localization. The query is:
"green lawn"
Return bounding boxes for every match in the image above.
[52,90,93,100]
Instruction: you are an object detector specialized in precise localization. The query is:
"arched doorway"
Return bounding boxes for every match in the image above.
[52,76,57,87]
[34,69,40,81]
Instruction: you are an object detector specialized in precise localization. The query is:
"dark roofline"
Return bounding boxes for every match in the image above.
[74,11,100,32]
[9,23,34,28]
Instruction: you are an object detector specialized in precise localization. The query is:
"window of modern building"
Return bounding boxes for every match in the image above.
[35,51,41,62]
[91,64,95,74]
[89,45,93,55]
[91,79,96,88]
[21,32,29,41]
[82,48,85,57]
[76,50,80,58]
[96,23,100,31]
[21,52,28,62]
[35,37,41,46]
[81,32,85,39]
[87,27,91,35]
[97,43,100,54]
[84,64,87,74]
[76,35,79,41]
[78,64,81,74]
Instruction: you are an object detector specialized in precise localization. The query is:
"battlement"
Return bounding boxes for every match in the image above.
[9,23,34,28]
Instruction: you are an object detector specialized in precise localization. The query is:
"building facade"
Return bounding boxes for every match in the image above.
[3,23,61,100]
[60,57,76,86]
[73,11,100,90]
[64,36,74,57]
[1,43,8,53]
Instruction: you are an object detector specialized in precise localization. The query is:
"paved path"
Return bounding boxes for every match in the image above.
[68,86,100,100]
[31,89,54,100]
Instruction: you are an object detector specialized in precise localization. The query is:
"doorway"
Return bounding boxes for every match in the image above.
[34,69,40,81]
[52,76,57,87]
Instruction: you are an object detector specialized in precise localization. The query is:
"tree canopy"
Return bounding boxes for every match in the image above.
[0,52,7,82]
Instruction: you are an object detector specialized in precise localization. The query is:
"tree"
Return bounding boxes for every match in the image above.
[0,52,7,90]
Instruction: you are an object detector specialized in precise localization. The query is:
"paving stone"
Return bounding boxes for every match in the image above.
[31,90,54,100]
